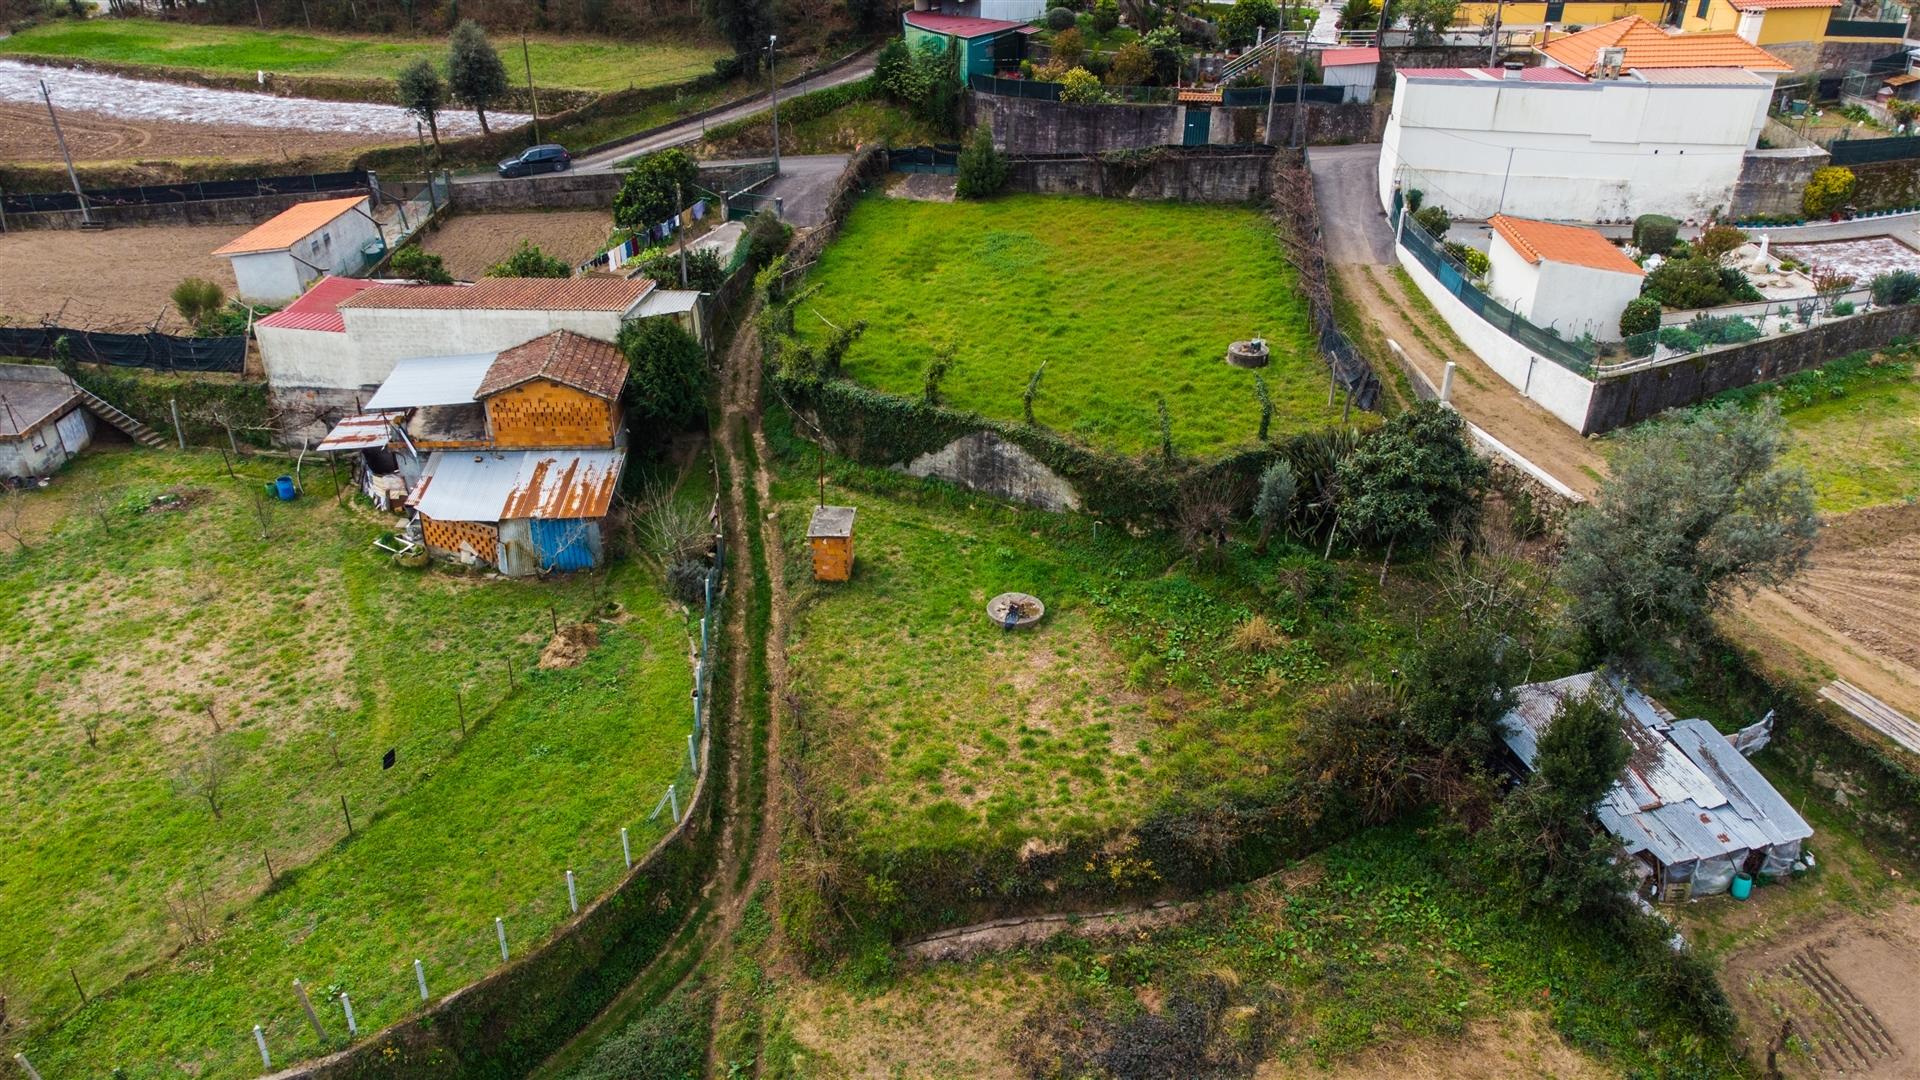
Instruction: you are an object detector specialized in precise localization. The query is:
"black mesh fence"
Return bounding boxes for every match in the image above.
[0,327,245,373]
[3,170,369,215]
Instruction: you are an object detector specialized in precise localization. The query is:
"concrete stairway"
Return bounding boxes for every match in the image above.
[75,386,168,449]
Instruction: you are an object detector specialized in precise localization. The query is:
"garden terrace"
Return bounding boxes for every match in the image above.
[1,448,698,1078]
[793,193,1332,459]
[767,413,1426,934]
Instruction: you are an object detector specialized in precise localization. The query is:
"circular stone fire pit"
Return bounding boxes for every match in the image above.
[987,592,1046,630]
[1226,338,1270,368]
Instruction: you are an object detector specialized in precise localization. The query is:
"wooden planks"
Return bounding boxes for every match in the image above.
[1819,679,1920,756]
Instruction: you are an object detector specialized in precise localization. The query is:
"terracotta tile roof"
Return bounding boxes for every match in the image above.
[213,196,369,256]
[1320,46,1381,66]
[337,277,656,312]
[476,330,627,401]
[255,275,382,333]
[1177,87,1223,103]
[1727,0,1837,9]
[903,11,1029,37]
[1538,16,1792,73]
[1490,215,1645,276]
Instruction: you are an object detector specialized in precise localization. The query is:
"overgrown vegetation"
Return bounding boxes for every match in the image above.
[485,240,572,278]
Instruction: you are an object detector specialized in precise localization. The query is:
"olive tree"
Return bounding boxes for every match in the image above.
[1560,402,1816,655]
[396,58,446,153]
[447,20,509,135]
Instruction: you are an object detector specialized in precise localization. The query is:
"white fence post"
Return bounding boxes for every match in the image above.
[13,1053,45,1080]
[254,1025,271,1069]
[668,783,680,823]
[1440,361,1456,403]
[496,916,509,962]
[687,733,698,772]
[566,869,579,914]
[341,992,359,1038]
[415,958,429,1001]
[621,826,632,868]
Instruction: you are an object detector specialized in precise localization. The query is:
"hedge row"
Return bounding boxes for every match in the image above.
[70,365,274,449]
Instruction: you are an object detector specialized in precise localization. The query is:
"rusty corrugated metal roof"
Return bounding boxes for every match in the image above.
[408,449,624,522]
[315,413,394,451]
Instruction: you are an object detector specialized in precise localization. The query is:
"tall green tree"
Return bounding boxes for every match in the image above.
[1482,686,1631,915]
[613,148,700,231]
[1559,402,1816,655]
[955,126,1008,199]
[447,19,509,136]
[619,318,708,430]
[396,58,446,154]
[1334,401,1487,574]
[704,0,775,73]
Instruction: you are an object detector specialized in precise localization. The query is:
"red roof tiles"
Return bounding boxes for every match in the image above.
[256,276,381,333]
[904,11,1030,37]
[476,330,627,401]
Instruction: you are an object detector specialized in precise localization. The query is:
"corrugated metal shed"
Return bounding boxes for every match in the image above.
[408,449,624,522]
[364,353,497,410]
[1499,672,1811,883]
[316,413,394,451]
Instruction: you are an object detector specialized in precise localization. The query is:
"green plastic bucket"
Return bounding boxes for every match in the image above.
[1731,873,1754,901]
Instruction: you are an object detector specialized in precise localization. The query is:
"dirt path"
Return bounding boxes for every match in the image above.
[1335,263,1607,498]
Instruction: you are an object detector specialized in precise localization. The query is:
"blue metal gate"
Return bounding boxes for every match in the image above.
[530,518,598,572]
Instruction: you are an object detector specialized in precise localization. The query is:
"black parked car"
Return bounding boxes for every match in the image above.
[497,144,572,178]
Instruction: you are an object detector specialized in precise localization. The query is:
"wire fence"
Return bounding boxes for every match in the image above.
[12,469,730,1080]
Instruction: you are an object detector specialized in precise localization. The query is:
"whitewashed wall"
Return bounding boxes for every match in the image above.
[1396,242,1599,431]
[1378,73,1773,223]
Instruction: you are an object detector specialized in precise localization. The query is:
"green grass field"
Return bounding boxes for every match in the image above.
[797,194,1331,459]
[1779,364,1920,513]
[0,18,728,93]
[3,449,695,1078]
[769,412,1414,864]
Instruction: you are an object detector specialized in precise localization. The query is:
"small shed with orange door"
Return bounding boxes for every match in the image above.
[807,505,856,582]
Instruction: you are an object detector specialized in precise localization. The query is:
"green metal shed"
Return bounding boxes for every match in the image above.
[902,11,1033,79]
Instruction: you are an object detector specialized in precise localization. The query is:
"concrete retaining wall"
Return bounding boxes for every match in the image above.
[1731,148,1830,218]
[1583,304,1920,431]
[899,430,1082,511]
[446,171,624,212]
[1004,147,1279,202]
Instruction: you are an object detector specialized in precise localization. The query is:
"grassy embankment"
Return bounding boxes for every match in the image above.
[797,194,1332,459]
[0,18,729,92]
[2,449,695,1079]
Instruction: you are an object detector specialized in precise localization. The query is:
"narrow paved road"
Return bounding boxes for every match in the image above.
[454,51,875,185]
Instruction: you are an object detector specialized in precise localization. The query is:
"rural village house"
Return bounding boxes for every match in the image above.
[316,329,630,576]
[1484,214,1647,340]
[214,196,384,304]
[1378,17,1792,222]
[1500,672,1813,901]
[0,364,94,480]
[256,275,699,442]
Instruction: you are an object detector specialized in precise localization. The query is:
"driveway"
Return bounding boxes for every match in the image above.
[744,154,850,227]
[455,51,876,186]
[1308,143,1396,265]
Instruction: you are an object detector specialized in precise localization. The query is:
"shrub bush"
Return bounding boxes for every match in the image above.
[1640,257,1758,309]
[1411,204,1451,238]
[485,240,571,278]
[1694,225,1748,263]
[1685,313,1761,346]
[389,245,454,284]
[1461,246,1489,278]
[1832,299,1856,316]
[1058,65,1109,102]
[1631,214,1678,255]
[1107,41,1152,84]
[618,316,707,429]
[735,209,792,273]
[1404,188,1424,214]
[1619,296,1661,338]
[1803,165,1856,218]
[170,278,226,328]
[1092,0,1120,32]
[1046,5,1076,28]
[1871,269,1920,306]
[955,125,1010,199]
[1051,25,1086,64]
[637,246,727,291]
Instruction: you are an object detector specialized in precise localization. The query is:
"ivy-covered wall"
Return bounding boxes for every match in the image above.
[68,365,274,448]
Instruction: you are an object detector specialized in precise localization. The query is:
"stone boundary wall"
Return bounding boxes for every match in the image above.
[1002,147,1280,202]
[1583,303,1920,432]
[969,93,1382,155]
[1,188,371,231]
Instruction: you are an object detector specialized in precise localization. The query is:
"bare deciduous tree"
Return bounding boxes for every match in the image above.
[163,872,218,947]
[174,747,230,819]
[0,485,33,553]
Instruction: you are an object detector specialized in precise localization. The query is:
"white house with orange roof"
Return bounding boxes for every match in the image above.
[1484,215,1647,340]
[1378,17,1793,223]
[213,196,381,304]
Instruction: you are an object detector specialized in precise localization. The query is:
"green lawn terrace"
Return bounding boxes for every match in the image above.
[795,193,1338,460]
[769,426,1423,888]
[1,449,698,1078]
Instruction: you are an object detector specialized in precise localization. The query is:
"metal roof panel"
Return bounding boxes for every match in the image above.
[363,353,498,410]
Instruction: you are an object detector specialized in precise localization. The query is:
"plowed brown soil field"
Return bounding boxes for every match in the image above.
[415,211,613,281]
[0,102,392,166]
[0,223,239,330]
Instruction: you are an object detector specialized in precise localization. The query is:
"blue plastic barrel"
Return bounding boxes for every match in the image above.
[274,475,297,501]
[1731,873,1754,901]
